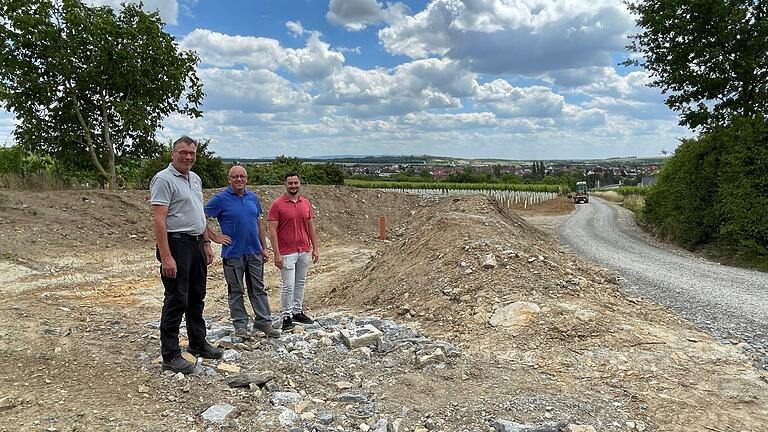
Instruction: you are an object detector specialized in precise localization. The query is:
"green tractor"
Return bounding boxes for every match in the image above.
[573,181,589,204]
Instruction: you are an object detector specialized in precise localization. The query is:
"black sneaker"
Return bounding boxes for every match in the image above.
[292,311,314,324]
[162,354,195,374]
[281,315,295,331]
[188,342,223,359]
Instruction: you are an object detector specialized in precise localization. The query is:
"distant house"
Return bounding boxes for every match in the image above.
[641,176,657,187]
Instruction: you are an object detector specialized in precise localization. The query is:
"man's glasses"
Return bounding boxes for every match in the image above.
[229,175,248,180]
[174,150,196,157]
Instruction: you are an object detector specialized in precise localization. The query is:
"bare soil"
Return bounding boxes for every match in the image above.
[0,187,765,432]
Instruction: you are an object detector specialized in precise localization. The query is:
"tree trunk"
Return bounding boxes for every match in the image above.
[101,100,117,190]
[72,95,111,188]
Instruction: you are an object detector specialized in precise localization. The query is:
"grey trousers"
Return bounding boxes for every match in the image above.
[223,254,272,330]
[279,251,310,317]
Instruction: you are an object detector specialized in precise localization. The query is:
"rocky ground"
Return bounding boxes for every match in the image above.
[0,187,766,432]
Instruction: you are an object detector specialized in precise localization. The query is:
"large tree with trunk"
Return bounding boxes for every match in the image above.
[624,0,768,130]
[0,0,204,189]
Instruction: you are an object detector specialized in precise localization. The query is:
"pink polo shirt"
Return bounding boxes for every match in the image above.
[268,194,314,256]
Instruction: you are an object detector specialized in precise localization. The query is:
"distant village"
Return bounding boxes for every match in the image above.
[339,157,663,187]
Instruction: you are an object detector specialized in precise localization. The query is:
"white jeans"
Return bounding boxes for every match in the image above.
[280,252,310,317]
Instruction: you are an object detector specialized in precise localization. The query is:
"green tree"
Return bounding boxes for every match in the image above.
[0,0,204,190]
[624,0,768,129]
[191,140,228,189]
[500,173,524,184]
[311,163,346,185]
[131,139,227,189]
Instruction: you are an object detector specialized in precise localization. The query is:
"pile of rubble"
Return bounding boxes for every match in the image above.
[141,314,464,431]
[139,312,604,432]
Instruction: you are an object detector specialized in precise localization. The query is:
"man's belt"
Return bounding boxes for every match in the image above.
[168,232,204,242]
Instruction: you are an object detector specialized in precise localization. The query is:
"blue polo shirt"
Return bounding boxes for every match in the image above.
[204,186,264,259]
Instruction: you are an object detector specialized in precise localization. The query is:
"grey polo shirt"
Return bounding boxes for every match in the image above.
[149,163,206,235]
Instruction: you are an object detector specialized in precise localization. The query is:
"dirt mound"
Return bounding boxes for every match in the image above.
[333,194,612,329]
[0,186,418,267]
[249,185,420,246]
[517,194,575,214]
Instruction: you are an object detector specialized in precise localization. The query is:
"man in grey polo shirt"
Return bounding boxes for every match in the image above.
[150,135,222,374]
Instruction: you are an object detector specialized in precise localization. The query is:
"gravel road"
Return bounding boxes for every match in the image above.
[558,197,768,365]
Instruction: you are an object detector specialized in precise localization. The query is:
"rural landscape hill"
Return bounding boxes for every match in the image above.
[0,187,766,431]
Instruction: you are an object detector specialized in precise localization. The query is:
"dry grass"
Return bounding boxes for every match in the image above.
[592,190,646,213]
[622,194,645,213]
[591,190,622,202]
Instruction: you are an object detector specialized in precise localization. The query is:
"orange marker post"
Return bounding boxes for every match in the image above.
[379,216,386,240]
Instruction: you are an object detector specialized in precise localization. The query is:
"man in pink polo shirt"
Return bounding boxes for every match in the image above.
[268,172,319,331]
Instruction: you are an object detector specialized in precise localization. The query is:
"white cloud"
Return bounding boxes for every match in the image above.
[585,96,673,121]
[337,46,362,54]
[199,68,312,113]
[476,80,564,118]
[326,0,409,31]
[313,59,476,117]
[283,32,346,81]
[401,111,498,129]
[181,29,344,81]
[86,0,179,25]
[547,67,661,102]
[395,58,478,98]
[559,104,607,128]
[180,0,198,19]
[181,29,283,70]
[286,21,307,38]
[379,0,634,75]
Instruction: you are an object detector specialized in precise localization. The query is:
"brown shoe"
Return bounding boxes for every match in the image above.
[253,324,281,338]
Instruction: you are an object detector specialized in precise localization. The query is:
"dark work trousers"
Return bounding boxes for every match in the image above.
[223,254,272,330]
[157,234,208,361]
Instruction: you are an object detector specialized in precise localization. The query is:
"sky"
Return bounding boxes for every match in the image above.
[0,0,694,160]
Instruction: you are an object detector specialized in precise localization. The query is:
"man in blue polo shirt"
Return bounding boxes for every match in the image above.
[205,165,280,339]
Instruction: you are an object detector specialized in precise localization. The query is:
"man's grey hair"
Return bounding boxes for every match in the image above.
[172,135,197,150]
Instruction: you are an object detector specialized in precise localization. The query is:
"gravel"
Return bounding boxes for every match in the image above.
[558,197,768,365]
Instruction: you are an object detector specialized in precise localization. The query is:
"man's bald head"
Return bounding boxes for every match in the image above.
[228,165,248,195]
[229,165,247,177]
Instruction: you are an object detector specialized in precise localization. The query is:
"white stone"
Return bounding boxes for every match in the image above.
[278,408,299,427]
[271,391,302,406]
[340,324,383,349]
[216,362,241,373]
[417,348,446,368]
[482,254,498,269]
[201,403,236,423]
[488,302,541,327]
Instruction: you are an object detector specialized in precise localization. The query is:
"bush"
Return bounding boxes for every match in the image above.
[0,145,79,189]
[245,156,345,186]
[716,118,768,260]
[642,117,768,268]
[642,134,722,246]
